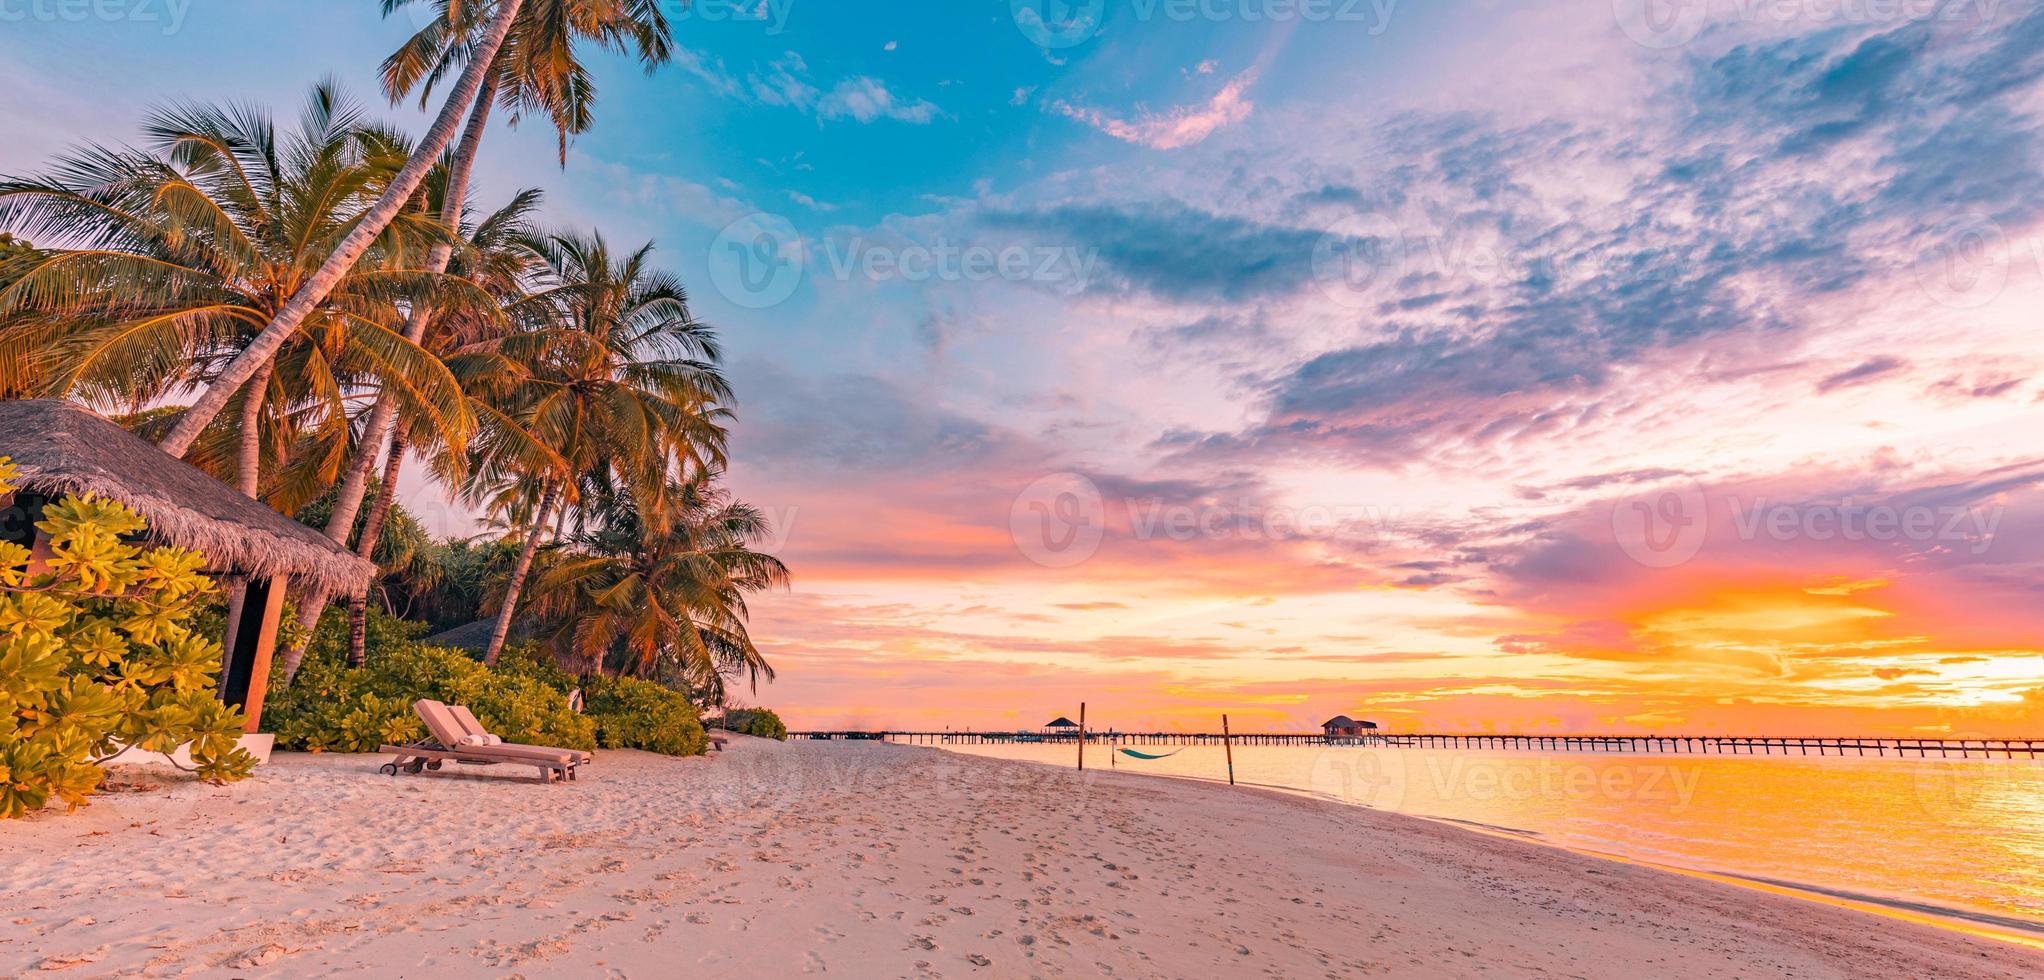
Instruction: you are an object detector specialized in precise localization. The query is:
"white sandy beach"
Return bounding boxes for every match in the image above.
[3,738,2040,978]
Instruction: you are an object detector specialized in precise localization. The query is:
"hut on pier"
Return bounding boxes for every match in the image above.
[1321,715,1379,738]
[0,400,377,732]
[1042,716,1080,735]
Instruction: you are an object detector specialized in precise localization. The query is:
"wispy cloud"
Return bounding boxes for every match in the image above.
[677,49,942,125]
[1816,356,1907,394]
[1051,70,1257,149]
[813,75,941,124]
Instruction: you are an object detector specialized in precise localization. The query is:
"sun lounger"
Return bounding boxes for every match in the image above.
[377,700,582,783]
[446,703,595,766]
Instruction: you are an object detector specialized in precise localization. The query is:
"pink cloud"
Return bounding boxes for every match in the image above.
[1051,71,1257,150]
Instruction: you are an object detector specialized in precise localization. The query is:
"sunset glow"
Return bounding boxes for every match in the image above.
[9,1,2042,736]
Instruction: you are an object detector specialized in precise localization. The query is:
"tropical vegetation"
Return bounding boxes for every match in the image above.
[0,2,790,796]
[718,707,788,741]
[0,459,258,819]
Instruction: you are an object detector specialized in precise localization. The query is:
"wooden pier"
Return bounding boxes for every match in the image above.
[787,730,2044,758]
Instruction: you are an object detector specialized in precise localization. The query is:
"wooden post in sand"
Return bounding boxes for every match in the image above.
[1078,702,1087,771]
[1222,714,1236,786]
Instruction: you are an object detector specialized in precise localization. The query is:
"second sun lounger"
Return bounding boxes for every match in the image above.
[446,703,595,766]
[377,700,581,783]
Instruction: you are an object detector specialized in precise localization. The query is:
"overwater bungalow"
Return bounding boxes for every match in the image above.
[0,400,377,740]
[1322,715,1380,740]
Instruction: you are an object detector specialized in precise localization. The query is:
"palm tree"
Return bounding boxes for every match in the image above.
[530,474,787,685]
[381,0,675,166]
[0,83,474,500]
[159,0,679,461]
[339,187,552,666]
[0,233,47,399]
[318,0,675,556]
[153,0,523,458]
[467,230,732,667]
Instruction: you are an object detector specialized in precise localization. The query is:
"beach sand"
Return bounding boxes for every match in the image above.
[3,738,2039,978]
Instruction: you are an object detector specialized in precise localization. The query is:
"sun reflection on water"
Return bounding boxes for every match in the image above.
[939,742,2044,926]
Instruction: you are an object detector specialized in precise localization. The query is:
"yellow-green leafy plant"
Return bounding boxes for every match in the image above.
[584,674,706,757]
[262,615,595,754]
[0,458,257,819]
[720,707,787,741]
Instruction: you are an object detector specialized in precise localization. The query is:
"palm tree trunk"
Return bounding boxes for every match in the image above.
[483,481,559,667]
[344,598,371,668]
[236,361,272,496]
[280,55,512,686]
[275,588,327,684]
[157,0,525,459]
[357,432,408,562]
[318,66,501,548]
[344,434,409,667]
[218,360,273,688]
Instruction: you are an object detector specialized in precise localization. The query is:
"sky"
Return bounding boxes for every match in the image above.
[5,0,2044,736]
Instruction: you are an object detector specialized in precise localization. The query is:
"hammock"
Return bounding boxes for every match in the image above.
[1117,748,1184,760]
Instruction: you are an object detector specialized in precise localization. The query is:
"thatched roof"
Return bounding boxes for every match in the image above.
[1044,717,1078,728]
[0,399,376,595]
[422,618,535,653]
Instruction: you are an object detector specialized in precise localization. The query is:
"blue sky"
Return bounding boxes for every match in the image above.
[7,0,2044,731]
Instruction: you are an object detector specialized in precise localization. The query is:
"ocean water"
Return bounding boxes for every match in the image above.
[932,741,2044,934]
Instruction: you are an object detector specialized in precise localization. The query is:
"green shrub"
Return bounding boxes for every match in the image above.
[263,615,594,753]
[584,674,706,756]
[721,707,788,741]
[492,644,580,695]
[0,464,256,818]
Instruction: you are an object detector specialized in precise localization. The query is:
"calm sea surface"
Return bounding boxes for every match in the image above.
[933,741,2044,934]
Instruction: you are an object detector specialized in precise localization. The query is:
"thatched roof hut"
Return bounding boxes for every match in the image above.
[0,399,374,596]
[1321,715,1379,736]
[423,618,535,653]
